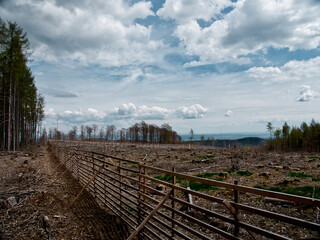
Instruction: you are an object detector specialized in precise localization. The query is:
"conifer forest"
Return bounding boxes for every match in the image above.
[0,19,44,151]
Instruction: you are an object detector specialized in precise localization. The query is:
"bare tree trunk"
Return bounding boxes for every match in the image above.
[15,92,19,150]
[2,78,6,151]
[7,30,14,151]
[7,67,12,151]
[12,84,16,152]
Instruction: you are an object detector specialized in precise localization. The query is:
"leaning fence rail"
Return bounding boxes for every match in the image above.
[48,140,320,240]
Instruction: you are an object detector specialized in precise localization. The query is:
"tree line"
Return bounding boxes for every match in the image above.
[47,121,182,144]
[0,19,44,151]
[267,120,320,152]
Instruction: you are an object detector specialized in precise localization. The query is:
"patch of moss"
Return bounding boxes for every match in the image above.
[236,170,253,177]
[287,172,312,178]
[312,177,320,182]
[154,174,183,183]
[154,173,221,192]
[216,177,225,181]
[179,158,188,162]
[254,185,320,199]
[200,155,215,160]
[154,174,173,183]
[195,172,217,178]
[224,169,235,174]
[286,186,320,198]
[186,181,220,191]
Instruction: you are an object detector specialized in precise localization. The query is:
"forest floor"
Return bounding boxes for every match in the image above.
[0,145,128,240]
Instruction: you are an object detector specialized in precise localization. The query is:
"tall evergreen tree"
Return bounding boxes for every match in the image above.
[0,19,44,151]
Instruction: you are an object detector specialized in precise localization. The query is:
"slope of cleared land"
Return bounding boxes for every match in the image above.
[0,146,128,240]
[67,141,320,239]
[2,142,320,239]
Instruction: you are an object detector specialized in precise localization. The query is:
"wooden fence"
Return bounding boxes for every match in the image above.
[48,141,320,239]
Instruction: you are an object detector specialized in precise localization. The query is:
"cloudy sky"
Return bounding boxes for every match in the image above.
[1,0,320,134]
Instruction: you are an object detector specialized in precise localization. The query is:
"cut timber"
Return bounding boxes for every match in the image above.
[187,187,193,205]
[289,167,301,171]
[127,190,172,240]
[223,199,237,216]
[43,215,51,240]
[7,196,17,207]
[68,164,105,209]
[270,165,283,169]
[187,186,193,213]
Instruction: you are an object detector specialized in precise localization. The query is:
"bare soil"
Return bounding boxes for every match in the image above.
[0,146,128,240]
[2,142,320,239]
[72,142,320,239]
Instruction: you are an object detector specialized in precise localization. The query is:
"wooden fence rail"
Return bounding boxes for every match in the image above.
[48,141,320,239]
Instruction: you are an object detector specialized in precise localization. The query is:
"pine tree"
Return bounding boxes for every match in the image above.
[0,19,44,151]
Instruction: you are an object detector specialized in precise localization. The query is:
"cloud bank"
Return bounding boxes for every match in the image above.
[246,57,320,83]
[175,104,208,119]
[44,103,208,126]
[0,0,163,67]
[158,0,320,65]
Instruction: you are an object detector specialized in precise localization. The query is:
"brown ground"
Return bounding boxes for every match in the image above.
[68,141,320,239]
[2,142,320,239]
[0,146,128,240]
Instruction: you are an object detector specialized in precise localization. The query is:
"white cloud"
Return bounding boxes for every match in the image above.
[157,0,233,23]
[45,108,106,124]
[297,85,318,102]
[246,56,320,83]
[111,103,170,120]
[45,108,56,117]
[44,103,209,128]
[87,108,106,119]
[0,0,163,67]
[115,103,137,116]
[158,0,320,64]
[225,110,233,117]
[175,104,208,119]
[138,105,170,120]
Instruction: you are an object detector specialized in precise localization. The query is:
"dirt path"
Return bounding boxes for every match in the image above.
[0,146,128,240]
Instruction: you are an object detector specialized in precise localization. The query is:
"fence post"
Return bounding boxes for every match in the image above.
[171,167,176,238]
[138,163,143,240]
[118,159,122,215]
[140,160,147,239]
[234,180,239,237]
[143,161,147,203]
[92,152,96,199]
[76,153,80,182]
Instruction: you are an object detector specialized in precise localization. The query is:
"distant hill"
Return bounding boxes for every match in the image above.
[193,137,267,148]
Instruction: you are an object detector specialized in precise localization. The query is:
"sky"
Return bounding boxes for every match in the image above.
[1,0,320,135]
